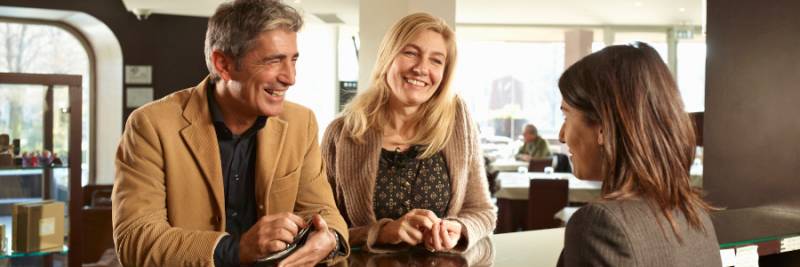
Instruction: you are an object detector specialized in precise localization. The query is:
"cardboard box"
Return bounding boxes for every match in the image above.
[12,200,65,253]
[0,224,5,252]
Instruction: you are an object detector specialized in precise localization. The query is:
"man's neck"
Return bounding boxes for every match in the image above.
[214,83,257,135]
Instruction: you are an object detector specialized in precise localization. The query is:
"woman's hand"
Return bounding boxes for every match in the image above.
[424,219,462,252]
[378,209,440,246]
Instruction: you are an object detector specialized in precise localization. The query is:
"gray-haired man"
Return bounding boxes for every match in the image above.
[113,0,349,266]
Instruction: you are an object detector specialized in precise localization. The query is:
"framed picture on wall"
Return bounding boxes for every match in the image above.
[125,65,152,84]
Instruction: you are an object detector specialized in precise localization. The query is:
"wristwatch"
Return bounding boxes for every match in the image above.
[326,230,346,260]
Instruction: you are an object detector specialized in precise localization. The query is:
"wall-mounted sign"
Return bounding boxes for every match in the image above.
[125,65,152,84]
[126,87,153,108]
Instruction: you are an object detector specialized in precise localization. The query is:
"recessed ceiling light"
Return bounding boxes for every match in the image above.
[294,0,301,3]
[634,2,643,7]
[679,7,686,12]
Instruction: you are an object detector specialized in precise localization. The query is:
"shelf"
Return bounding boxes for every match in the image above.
[713,206,800,256]
[0,166,69,172]
[0,245,68,259]
[1,73,82,266]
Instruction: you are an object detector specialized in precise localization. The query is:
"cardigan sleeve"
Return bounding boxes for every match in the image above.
[446,99,498,252]
[321,118,341,206]
[321,119,411,254]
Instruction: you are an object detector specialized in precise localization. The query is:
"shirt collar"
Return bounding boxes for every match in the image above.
[206,80,268,138]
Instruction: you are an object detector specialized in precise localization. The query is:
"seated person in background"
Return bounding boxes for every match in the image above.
[322,13,496,254]
[112,1,348,266]
[556,42,722,266]
[515,124,552,161]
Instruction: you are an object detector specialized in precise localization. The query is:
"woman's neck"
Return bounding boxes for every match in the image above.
[386,99,420,137]
[383,100,420,151]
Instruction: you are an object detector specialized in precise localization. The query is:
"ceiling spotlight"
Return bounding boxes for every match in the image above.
[679,7,686,12]
[634,2,643,7]
[294,0,301,3]
[132,8,152,21]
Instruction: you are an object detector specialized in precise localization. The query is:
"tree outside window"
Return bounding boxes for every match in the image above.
[0,21,91,188]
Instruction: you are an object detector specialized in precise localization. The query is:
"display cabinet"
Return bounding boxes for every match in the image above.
[0,73,82,267]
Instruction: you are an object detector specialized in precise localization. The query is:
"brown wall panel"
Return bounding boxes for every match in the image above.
[705,0,800,209]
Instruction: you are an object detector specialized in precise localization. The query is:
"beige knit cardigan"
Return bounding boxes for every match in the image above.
[321,99,497,253]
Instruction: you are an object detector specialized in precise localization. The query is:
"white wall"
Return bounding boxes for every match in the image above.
[289,23,339,139]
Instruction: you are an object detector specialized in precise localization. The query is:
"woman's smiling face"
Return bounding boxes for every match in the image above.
[385,30,447,108]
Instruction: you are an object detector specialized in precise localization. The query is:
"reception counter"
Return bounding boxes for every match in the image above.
[333,206,800,266]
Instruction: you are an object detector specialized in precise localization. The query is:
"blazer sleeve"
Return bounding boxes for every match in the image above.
[294,110,351,264]
[561,203,635,267]
[112,109,225,267]
[447,101,498,252]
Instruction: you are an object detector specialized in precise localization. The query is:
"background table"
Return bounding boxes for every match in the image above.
[494,172,601,233]
[495,172,601,202]
[488,159,528,173]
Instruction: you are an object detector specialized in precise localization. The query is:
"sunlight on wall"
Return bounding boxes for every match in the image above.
[290,24,338,139]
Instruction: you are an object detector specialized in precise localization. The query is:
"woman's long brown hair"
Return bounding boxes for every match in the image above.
[558,42,713,240]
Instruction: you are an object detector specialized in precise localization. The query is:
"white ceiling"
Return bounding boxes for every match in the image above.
[120,0,703,27]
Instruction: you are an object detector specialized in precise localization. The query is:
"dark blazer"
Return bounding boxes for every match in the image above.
[557,199,722,267]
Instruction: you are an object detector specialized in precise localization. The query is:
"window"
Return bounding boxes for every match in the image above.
[454,41,565,141]
[677,39,706,112]
[0,21,91,185]
[457,28,706,147]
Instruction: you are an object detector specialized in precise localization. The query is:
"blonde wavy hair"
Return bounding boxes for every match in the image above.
[340,12,458,159]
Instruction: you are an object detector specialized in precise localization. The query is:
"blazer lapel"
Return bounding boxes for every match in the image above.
[179,79,225,222]
[255,117,287,214]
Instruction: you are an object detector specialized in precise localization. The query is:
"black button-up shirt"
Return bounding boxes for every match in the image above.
[209,84,267,266]
[209,82,346,266]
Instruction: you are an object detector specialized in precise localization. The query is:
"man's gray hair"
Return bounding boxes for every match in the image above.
[204,0,303,80]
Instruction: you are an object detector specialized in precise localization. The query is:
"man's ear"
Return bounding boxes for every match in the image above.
[211,50,235,81]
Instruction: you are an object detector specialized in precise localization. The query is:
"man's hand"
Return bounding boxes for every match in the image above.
[378,209,441,246]
[238,212,306,264]
[424,219,462,252]
[277,214,337,267]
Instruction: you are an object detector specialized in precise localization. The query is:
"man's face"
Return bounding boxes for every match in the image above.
[524,129,537,142]
[222,29,298,117]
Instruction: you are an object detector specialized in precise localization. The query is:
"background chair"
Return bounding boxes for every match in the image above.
[553,153,572,173]
[81,185,114,264]
[484,156,499,195]
[525,179,568,230]
[528,158,554,172]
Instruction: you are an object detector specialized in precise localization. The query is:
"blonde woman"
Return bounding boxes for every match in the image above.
[322,13,495,253]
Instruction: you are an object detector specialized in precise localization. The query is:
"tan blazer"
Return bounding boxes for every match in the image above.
[112,78,348,266]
